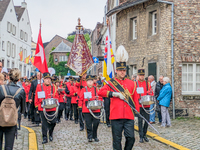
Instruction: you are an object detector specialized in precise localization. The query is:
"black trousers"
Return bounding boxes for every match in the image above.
[84,113,100,139]
[79,109,84,129]
[24,102,31,119]
[0,126,16,150]
[57,103,65,121]
[66,97,73,119]
[73,104,78,120]
[111,119,135,150]
[104,98,110,125]
[138,107,149,138]
[40,111,56,139]
[30,102,35,122]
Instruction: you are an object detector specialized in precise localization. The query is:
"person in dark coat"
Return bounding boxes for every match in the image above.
[28,72,42,125]
[0,68,25,150]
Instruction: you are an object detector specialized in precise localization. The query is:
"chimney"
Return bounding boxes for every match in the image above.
[21,1,27,8]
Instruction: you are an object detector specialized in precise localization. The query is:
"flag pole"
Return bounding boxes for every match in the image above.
[39,20,42,85]
[106,18,115,78]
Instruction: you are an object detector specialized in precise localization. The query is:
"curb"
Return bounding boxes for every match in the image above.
[134,125,191,150]
[21,125,38,150]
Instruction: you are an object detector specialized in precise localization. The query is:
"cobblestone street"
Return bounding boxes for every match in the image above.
[12,117,175,150]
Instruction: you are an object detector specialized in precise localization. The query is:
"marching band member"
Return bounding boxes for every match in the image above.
[79,75,103,142]
[98,45,140,150]
[65,76,74,120]
[70,78,79,124]
[23,79,31,120]
[136,69,153,143]
[35,72,59,144]
[55,78,65,123]
[93,75,97,87]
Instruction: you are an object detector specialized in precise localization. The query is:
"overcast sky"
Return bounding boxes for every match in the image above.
[13,0,107,42]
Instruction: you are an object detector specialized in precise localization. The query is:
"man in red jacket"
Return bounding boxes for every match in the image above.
[136,69,153,143]
[79,75,103,142]
[23,79,31,119]
[35,72,59,144]
[98,45,140,150]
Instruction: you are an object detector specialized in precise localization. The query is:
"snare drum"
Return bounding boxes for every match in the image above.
[140,95,155,105]
[87,100,104,110]
[42,98,59,109]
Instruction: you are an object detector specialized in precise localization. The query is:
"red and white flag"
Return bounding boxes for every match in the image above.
[34,27,48,73]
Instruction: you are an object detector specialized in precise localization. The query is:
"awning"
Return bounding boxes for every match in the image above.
[106,0,149,17]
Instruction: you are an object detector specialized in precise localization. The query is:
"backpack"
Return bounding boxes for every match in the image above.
[0,85,22,127]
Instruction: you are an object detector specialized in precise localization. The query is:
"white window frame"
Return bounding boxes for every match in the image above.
[20,30,24,40]
[59,56,62,62]
[7,22,11,33]
[152,11,157,35]
[2,41,5,51]
[12,43,16,58]
[182,63,200,95]
[12,25,16,36]
[7,60,10,68]
[132,18,137,40]
[7,41,11,57]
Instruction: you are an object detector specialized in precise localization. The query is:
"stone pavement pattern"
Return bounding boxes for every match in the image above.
[143,117,200,150]
[18,118,174,150]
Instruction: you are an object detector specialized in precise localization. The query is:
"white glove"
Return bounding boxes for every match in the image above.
[112,92,125,100]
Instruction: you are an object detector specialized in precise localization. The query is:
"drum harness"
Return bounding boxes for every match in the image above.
[85,86,105,120]
[41,84,59,123]
[136,80,156,115]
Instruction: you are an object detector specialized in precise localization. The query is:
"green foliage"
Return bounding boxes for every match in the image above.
[84,33,90,43]
[48,47,75,76]
[67,35,75,43]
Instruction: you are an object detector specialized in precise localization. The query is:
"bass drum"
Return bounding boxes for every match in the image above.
[87,100,104,110]
[42,98,59,109]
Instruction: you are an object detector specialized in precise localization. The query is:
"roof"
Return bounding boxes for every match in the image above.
[50,41,71,54]
[0,0,10,21]
[14,6,25,21]
[106,0,149,17]
[43,42,49,48]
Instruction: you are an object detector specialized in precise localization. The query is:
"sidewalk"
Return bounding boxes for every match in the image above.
[135,117,200,150]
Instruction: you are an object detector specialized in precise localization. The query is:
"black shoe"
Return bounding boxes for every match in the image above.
[65,118,68,121]
[24,116,27,119]
[143,136,149,142]
[107,124,111,128]
[49,136,53,142]
[70,118,74,121]
[75,120,78,124]
[139,138,144,143]
[42,138,48,144]
[88,138,93,142]
[32,122,35,124]
[80,128,84,131]
[28,119,31,121]
[56,120,60,123]
[17,126,21,130]
[94,138,99,142]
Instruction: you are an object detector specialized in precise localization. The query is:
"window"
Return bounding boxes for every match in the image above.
[24,65,26,76]
[19,64,22,73]
[7,41,11,56]
[12,44,16,58]
[20,30,24,40]
[65,56,68,61]
[132,18,137,39]
[24,32,28,42]
[182,64,200,94]
[152,11,157,35]
[7,22,11,33]
[7,60,9,68]
[2,41,5,51]
[23,49,27,58]
[59,56,62,62]
[12,61,15,68]
[12,25,16,36]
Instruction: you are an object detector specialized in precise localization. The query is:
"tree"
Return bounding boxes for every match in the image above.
[67,35,75,43]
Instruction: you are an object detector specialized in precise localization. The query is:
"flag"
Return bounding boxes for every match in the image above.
[24,55,30,64]
[19,51,23,61]
[103,29,115,81]
[67,19,94,76]
[30,57,34,64]
[34,27,48,73]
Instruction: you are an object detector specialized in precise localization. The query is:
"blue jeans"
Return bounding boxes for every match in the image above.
[149,104,155,122]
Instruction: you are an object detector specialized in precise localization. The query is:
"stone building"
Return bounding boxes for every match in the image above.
[107,0,200,117]
[50,41,71,65]
[90,22,104,75]
[44,35,72,63]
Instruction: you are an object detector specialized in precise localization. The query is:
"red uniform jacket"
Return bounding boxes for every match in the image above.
[136,80,153,108]
[23,85,30,102]
[75,80,87,101]
[98,78,140,120]
[79,86,103,113]
[66,82,73,97]
[70,85,78,104]
[55,85,65,103]
[35,83,59,112]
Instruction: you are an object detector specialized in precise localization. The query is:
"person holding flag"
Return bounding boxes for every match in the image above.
[98,45,140,150]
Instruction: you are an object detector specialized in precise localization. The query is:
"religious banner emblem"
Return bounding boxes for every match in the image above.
[67,18,94,76]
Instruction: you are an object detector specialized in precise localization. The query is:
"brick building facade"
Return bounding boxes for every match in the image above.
[107,0,200,117]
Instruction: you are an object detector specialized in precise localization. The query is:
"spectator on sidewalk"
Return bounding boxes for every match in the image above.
[131,74,137,81]
[157,77,172,128]
[0,73,4,85]
[155,76,164,124]
[148,75,156,124]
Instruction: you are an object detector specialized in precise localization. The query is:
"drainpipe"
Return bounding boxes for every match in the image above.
[157,0,175,119]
